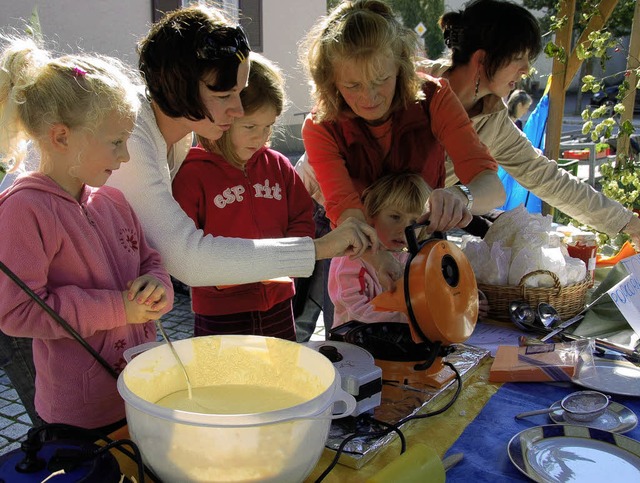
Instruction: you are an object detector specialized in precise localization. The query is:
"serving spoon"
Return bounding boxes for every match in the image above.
[155,320,193,399]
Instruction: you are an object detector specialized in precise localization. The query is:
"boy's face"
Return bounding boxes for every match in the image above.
[230,104,277,162]
[370,207,422,251]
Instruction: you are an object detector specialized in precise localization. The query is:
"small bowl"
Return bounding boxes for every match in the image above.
[560,390,610,422]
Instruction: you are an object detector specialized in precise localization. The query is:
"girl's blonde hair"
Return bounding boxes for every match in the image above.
[199,52,285,166]
[0,36,141,173]
[300,0,423,122]
[362,172,431,219]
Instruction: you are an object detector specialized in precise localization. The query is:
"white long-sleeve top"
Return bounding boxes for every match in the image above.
[106,95,315,287]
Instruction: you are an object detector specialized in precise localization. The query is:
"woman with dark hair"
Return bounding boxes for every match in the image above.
[0,3,378,425]
[108,5,376,284]
[419,0,640,241]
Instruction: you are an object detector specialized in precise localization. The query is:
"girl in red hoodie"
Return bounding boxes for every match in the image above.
[173,54,314,341]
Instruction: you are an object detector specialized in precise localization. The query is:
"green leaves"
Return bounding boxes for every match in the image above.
[544,41,567,63]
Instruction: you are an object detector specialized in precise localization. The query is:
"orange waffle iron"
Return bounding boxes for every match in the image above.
[329,224,478,388]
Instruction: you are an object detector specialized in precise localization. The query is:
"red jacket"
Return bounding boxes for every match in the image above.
[172,146,315,315]
[324,82,445,189]
[303,76,497,224]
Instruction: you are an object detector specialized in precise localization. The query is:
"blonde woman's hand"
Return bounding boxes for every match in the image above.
[314,217,379,260]
[419,188,473,232]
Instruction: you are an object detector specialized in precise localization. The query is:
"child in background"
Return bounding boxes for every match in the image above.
[172,53,314,341]
[0,37,173,433]
[329,173,431,328]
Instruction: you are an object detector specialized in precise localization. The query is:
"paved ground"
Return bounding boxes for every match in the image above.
[0,289,326,456]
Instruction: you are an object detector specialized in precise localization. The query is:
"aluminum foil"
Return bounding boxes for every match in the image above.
[324,343,490,469]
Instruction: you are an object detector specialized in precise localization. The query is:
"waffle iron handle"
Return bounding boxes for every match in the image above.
[404,222,445,255]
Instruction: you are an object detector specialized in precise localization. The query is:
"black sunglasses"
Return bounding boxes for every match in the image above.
[196,26,250,63]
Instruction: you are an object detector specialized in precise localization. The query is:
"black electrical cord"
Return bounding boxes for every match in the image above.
[90,439,146,483]
[314,361,462,482]
[0,260,118,379]
[396,361,463,425]
[314,415,407,482]
[19,423,161,482]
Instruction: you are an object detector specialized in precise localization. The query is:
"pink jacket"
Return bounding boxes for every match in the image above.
[0,173,173,429]
[329,252,409,328]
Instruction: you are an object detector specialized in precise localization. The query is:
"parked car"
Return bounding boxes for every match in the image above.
[589,83,640,114]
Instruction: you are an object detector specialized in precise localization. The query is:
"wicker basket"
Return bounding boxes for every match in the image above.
[477,269,590,321]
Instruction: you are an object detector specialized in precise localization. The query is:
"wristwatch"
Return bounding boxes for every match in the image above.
[455,184,474,211]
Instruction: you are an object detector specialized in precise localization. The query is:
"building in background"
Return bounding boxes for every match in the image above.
[0,0,325,154]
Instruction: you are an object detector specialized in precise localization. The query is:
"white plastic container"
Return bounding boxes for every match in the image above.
[117,335,356,483]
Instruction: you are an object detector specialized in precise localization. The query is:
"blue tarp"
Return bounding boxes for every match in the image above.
[497,89,550,214]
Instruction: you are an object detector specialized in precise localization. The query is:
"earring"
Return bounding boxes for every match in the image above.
[473,75,480,102]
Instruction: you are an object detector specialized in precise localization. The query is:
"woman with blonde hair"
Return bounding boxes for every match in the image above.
[300,0,505,288]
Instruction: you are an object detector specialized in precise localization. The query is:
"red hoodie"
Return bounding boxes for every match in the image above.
[173,146,315,315]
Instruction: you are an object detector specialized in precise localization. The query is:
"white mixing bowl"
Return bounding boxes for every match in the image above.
[117,335,355,482]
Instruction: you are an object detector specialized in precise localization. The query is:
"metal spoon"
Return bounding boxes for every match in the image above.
[515,406,559,420]
[509,300,537,331]
[155,320,193,399]
[540,291,611,342]
[537,302,561,328]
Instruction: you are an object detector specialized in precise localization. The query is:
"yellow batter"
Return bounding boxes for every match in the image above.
[155,384,308,414]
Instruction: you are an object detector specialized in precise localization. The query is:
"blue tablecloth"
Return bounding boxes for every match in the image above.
[445,377,640,481]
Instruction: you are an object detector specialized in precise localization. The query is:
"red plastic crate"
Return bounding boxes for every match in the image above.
[562,147,610,160]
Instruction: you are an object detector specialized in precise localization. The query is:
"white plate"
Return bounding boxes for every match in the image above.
[548,400,638,433]
[572,359,640,397]
[508,425,640,482]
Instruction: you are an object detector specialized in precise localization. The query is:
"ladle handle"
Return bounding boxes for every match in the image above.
[515,407,556,420]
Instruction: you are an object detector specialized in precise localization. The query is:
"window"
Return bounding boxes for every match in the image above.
[238,0,263,53]
[152,0,182,22]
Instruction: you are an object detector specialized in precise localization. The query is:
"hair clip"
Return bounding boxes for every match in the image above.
[444,27,464,49]
[72,66,87,77]
[196,26,250,63]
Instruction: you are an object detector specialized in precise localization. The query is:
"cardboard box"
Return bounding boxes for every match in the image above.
[489,343,578,382]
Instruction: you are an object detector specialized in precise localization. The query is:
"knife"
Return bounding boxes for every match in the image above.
[540,291,610,342]
[540,314,584,342]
